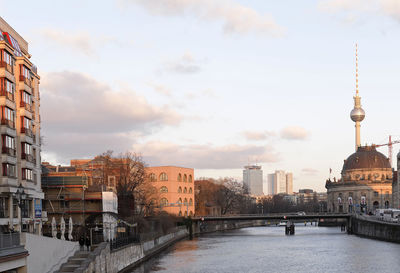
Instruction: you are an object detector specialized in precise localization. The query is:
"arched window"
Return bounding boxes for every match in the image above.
[160,198,168,206]
[189,198,193,206]
[179,211,182,216]
[189,187,192,194]
[177,173,182,182]
[178,198,182,204]
[190,211,193,216]
[149,173,157,182]
[184,198,188,205]
[183,174,187,182]
[160,172,168,181]
[184,187,187,193]
[184,211,188,216]
[160,186,168,193]
[178,187,182,193]
[188,175,192,183]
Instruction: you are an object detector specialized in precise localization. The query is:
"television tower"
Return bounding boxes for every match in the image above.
[350,44,365,151]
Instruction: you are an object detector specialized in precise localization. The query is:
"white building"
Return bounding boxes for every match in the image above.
[243,165,263,196]
[267,170,293,195]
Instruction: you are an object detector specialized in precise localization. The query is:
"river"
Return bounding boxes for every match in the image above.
[131,225,400,273]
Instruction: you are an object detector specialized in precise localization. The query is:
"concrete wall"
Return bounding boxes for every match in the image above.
[349,215,400,243]
[75,228,188,273]
[21,233,79,273]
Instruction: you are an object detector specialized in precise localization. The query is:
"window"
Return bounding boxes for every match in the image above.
[2,50,14,66]
[160,186,168,193]
[178,187,182,193]
[22,116,31,129]
[188,175,192,183]
[178,198,182,204]
[108,176,115,187]
[0,197,8,218]
[22,168,33,181]
[189,198,193,206]
[189,187,193,194]
[178,173,182,182]
[21,91,32,105]
[2,135,15,150]
[0,78,15,97]
[184,187,187,193]
[190,211,193,216]
[149,173,157,182]
[160,198,168,207]
[21,200,29,218]
[2,106,14,122]
[20,65,31,79]
[160,172,168,181]
[22,142,32,155]
[2,163,16,177]
[184,198,188,205]
[374,191,379,197]
[183,174,187,182]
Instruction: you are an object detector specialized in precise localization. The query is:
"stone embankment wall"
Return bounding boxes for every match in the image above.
[77,228,188,273]
[349,215,400,243]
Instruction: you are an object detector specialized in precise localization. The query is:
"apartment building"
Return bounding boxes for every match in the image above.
[146,166,195,216]
[243,165,263,196]
[0,17,43,234]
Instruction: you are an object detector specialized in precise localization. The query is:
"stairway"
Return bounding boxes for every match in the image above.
[54,250,90,272]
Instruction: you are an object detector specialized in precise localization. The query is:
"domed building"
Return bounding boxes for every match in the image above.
[325,46,393,213]
[326,146,393,213]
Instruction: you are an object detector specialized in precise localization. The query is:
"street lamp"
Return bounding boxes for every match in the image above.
[14,184,27,232]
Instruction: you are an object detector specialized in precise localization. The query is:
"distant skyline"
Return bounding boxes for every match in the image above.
[2,0,400,192]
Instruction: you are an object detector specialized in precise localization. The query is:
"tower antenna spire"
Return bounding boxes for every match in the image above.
[356,43,359,96]
[350,43,365,151]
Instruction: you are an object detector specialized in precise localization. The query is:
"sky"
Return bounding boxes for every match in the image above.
[1,0,400,192]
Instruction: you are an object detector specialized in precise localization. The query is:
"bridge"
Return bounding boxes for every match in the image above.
[193,213,350,222]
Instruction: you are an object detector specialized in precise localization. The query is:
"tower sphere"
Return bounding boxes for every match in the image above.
[350,107,365,122]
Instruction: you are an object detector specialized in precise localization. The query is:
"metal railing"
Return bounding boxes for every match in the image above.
[110,235,140,251]
[0,61,13,74]
[0,232,21,249]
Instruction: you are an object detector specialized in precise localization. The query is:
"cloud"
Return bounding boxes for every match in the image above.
[242,131,275,141]
[123,0,285,36]
[133,141,280,169]
[318,0,400,23]
[41,71,181,160]
[37,28,133,56]
[301,168,319,176]
[280,126,309,140]
[163,52,202,74]
[147,82,172,96]
[185,89,217,100]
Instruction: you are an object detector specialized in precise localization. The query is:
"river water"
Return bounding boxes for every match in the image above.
[131,225,400,273]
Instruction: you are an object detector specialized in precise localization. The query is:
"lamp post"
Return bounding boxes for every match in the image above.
[14,184,26,232]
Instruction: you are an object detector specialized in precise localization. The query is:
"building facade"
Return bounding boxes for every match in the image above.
[146,166,195,216]
[243,165,263,196]
[267,170,293,195]
[0,17,43,234]
[392,153,400,209]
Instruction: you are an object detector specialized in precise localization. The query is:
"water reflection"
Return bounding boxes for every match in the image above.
[131,226,400,273]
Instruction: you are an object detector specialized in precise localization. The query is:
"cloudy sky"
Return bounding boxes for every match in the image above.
[2,0,400,192]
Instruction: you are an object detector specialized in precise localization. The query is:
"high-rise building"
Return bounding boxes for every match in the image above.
[243,165,263,196]
[267,170,293,195]
[0,17,43,233]
[267,173,275,195]
[286,173,293,194]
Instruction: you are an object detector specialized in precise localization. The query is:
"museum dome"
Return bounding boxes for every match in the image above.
[342,146,391,172]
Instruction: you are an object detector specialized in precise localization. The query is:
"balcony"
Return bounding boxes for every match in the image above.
[2,146,16,157]
[1,119,15,129]
[20,101,32,112]
[20,127,33,138]
[21,153,34,163]
[0,90,14,102]
[0,61,13,74]
[19,75,31,88]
